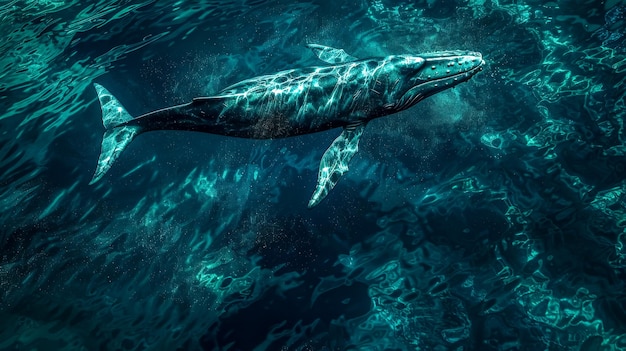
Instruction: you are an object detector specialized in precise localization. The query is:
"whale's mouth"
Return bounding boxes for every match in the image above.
[430,60,484,89]
[424,61,484,86]
[393,52,484,111]
[419,51,484,84]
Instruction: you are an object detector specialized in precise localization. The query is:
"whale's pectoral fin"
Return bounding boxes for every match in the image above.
[308,122,366,208]
[306,44,358,64]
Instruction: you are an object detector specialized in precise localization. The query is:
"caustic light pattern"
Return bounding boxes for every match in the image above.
[1,1,626,350]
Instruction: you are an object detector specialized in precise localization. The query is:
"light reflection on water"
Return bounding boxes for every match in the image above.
[2,0,626,350]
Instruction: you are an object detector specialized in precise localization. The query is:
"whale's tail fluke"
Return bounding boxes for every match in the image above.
[89,83,142,185]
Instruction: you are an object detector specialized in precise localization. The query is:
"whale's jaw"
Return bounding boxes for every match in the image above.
[395,51,484,111]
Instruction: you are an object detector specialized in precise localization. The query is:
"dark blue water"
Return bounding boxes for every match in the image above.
[2,0,626,350]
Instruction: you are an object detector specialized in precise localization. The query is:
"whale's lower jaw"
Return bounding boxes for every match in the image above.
[393,63,484,112]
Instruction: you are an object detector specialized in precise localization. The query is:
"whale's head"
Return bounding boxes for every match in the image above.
[383,51,484,112]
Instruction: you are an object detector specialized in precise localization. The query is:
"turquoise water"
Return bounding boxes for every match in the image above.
[2,0,626,350]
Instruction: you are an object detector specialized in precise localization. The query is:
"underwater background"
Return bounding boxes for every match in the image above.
[1,0,626,350]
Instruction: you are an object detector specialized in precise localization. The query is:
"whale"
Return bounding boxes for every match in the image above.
[90,44,484,207]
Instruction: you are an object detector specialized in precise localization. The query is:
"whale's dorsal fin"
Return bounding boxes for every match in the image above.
[308,122,366,208]
[307,44,358,64]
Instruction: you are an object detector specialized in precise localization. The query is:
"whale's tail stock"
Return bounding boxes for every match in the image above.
[89,84,142,184]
